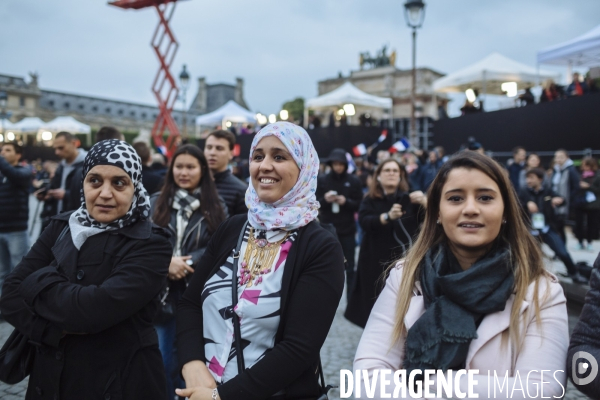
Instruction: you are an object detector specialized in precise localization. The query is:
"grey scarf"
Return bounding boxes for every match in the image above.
[404,243,514,375]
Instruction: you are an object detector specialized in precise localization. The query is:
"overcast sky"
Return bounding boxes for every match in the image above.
[1,0,599,116]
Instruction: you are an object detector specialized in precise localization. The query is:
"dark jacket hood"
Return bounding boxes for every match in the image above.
[326,148,348,168]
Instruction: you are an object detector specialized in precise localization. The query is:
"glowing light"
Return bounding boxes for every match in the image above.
[337,109,345,116]
[279,110,289,120]
[343,104,356,116]
[42,131,53,141]
[268,114,277,124]
[7,132,15,141]
[0,134,3,142]
[225,121,232,128]
[465,89,477,103]
[501,82,518,97]
[256,113,268,125]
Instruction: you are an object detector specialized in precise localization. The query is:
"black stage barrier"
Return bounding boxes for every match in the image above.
[433,92,600,154]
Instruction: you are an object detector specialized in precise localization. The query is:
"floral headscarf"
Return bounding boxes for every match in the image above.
[245,122,320,231]
[69,139,151,249]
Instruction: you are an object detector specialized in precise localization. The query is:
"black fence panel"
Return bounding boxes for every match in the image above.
[433,92,600,154]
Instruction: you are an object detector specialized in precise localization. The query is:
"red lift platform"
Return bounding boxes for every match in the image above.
[109,0,183,158]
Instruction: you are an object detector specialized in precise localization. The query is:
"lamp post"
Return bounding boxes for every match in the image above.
[404,0,425,149]
[179,64,190,139]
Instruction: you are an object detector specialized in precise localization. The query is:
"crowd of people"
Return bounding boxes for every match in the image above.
[0,121,600,399]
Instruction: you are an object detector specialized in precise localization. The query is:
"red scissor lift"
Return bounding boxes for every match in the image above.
[109,0,182,158]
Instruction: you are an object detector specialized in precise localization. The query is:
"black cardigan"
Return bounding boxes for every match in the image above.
[176,214,345,400]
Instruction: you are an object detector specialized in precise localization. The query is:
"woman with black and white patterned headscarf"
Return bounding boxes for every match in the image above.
[69,139,151,249]
[0,139,172,400]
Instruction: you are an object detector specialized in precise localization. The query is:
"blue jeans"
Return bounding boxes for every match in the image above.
[0,230,29,295]
[155,316,185,400]
[540,229,578,275]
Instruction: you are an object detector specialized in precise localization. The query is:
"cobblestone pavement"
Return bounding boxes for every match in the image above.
[0,210,597,398]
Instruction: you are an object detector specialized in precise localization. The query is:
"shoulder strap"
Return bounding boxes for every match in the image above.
[231,221,248,374]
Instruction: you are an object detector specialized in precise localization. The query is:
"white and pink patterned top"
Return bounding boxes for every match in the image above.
[202,225,297,383]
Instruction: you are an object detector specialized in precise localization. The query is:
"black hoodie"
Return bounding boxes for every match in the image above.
[316,148,363,236]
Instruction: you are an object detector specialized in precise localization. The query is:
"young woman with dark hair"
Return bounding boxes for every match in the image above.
[354,151,568,398]
[345,159,425,328]
[150,144,227,399]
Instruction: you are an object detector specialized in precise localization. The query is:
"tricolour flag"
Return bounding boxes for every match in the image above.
[157,145,168,156]
[378,129,388,143]
[346,152,357,174]
[352,143,367,157]
[389,138,411,153]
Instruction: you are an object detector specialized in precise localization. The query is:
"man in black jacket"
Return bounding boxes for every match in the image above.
[519,168,587,284]
[0,142,31,293]
[37,131,86,230]
[317,148,363,295]
[133,141,163,194]
[204,129,247,216]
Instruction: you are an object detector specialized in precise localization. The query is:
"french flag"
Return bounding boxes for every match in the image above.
[389,138,410,153]
[157,145,168,156]
[378,129,388,143]
[346,152,357,174]
[352,143,367,157]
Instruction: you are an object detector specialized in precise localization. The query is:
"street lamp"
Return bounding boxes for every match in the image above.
[179,64,190,139]
[403,0,425,148]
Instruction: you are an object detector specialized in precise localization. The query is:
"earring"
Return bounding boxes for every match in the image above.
[502,219,507,224]
[377,177,381,182]
[436,219,441,225]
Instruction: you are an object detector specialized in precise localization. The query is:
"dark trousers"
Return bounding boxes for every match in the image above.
[554,215,567,245]
[338,233,356,300]
[574,208,600,244]
[540,229,578,275]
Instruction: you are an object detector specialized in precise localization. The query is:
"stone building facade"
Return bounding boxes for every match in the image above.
[0,72,249,136]
[317,65,446,122]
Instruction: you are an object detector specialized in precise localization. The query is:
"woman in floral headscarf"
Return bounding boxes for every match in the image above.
[176,122,345,400]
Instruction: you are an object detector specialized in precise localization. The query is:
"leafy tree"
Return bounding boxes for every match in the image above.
[281,97,305,121]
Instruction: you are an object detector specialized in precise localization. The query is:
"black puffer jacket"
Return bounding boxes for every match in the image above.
[568,252,600,398]
[316,149,363,236]
[0,157,30,232]
[213,169,248,216]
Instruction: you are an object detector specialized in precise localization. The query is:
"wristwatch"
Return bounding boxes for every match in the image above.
[383,212,390,221]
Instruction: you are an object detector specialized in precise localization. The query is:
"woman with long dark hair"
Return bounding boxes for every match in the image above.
[345,159,425,328]
[174,122,344,400]
[354,151,568,397]
[150,144,227,399]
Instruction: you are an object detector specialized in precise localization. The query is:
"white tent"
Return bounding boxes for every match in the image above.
[13,117,46,133]
[195,100,256,127]
[41,116,91,134]
[0,118,16,132]
[433,53,560,95]
[305,82,392,109]
[537,24,600,67]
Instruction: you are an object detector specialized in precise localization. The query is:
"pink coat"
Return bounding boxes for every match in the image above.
[353,264,569,399]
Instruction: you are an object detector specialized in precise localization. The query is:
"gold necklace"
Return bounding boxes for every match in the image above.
[239,228,290,287]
